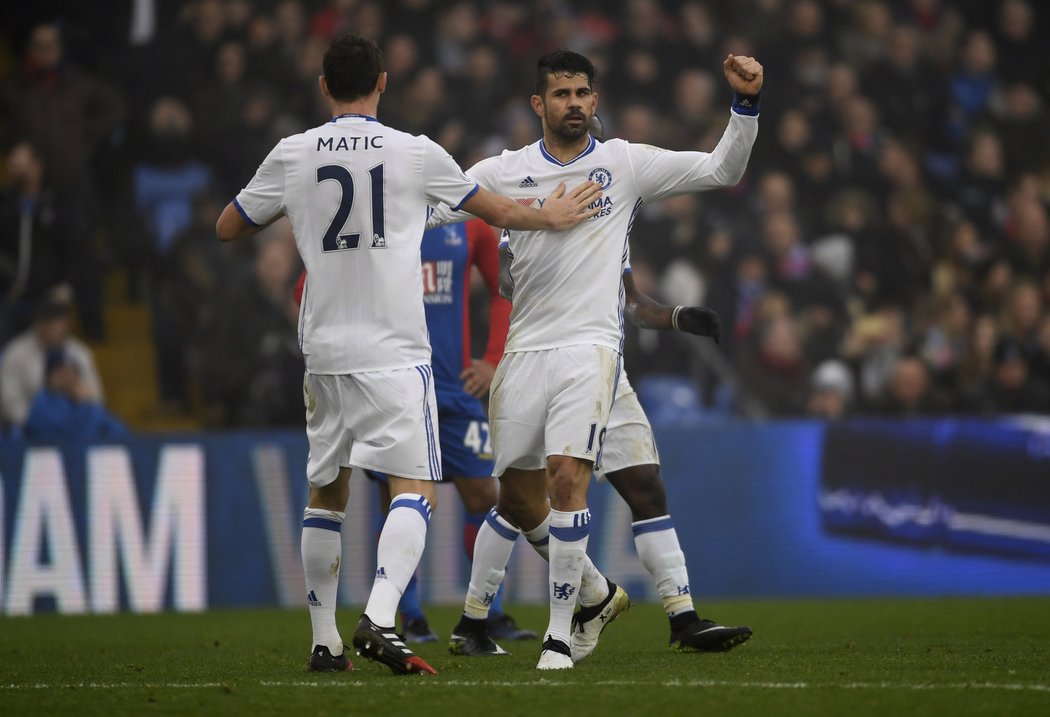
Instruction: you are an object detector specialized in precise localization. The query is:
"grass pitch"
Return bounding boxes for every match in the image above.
[2,597,1049,716]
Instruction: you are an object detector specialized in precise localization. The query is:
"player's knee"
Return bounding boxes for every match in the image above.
[546,456,592,507]
[309,469,351,510]
[495,490,528,527]
[388,477,438,510]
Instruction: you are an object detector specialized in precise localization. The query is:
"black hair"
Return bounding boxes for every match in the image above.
[323,33,384,102]
[535,49,597,96]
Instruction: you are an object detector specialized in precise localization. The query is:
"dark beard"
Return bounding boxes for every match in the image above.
[549,113,590,142]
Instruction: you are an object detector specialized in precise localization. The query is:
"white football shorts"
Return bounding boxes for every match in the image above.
[594,371,660,480]
[303,367,442,487]
[489,344,620,475]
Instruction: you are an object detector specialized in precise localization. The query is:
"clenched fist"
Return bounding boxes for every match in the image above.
[723,54,764,95]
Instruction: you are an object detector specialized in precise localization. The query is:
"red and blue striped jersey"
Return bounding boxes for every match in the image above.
[421,218,510,394]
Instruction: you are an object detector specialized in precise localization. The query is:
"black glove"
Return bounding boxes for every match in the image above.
[673,306,722,344]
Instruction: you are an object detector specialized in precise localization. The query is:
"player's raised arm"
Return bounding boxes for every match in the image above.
[629,55,762,203]
[623,268,721,343]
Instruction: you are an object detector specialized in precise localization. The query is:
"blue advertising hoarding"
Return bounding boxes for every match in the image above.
[2,418,1049,615]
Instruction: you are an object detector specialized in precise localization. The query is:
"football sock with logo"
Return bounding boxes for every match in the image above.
[545,508,591,646]
[364,493,431,628]
[302,507,345,654]
[398,573,425,622]
[525,512,608,608]
[632,516,694,617]
[463,510,508,615]
[464,509,519,619]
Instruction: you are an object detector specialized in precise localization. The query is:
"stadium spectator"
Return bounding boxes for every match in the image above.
[947,30,998,142]
[920,290,973,390]
[22,349,127,441]
[198,225,301,426]
[133,97,213,260]
[741,313,810,416]
[995,0,1045,91]
[158,0,229,97]
[0,142,82,345]
[1,1,1048,425]
[806,358,855,420]
[0,22,122,339]
[972,337,1050,414]
[957,312,1000,401]
[0,295,104,430]
[1004,198,1050,281]
[1030,314,1050,386]
[872,354,953,416]
[861,24,950,151]
[151,191,243,410]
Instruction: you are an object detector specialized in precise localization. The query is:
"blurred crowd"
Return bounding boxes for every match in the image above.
[1,0,1049,432]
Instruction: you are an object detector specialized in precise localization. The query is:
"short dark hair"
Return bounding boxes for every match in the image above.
[535,50,597,96]
[323,33,384,102]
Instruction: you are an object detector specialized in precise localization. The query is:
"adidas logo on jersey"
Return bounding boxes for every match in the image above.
[519,176,538,188]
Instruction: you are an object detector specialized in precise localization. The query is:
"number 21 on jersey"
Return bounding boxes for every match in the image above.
[316,163,386,252]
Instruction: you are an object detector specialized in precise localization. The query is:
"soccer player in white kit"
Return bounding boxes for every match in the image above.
[215,34,601,675]
[430,50,763,669]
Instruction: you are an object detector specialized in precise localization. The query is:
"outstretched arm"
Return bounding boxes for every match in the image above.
[216,201,282,241]
[622,269,721,343]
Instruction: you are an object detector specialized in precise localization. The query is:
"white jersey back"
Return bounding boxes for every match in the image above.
[235,113,479,374]
[431,110,757,354]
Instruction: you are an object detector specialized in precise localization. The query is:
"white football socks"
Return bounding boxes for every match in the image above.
[633,515,693,616]
[301,507,345,654]
[364,493,432,628]
[463,509,521,619]
[525,511,609,607]
[544,508,592,646]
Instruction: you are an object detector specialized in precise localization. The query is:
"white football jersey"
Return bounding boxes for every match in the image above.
[235,113,479,374]
[430,110,758,354]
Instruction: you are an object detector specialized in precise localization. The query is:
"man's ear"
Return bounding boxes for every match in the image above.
[319,75,329,99]
[377,71,388,94]
[530,94,544,118]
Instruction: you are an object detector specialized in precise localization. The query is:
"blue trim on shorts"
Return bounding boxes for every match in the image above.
[550,523,591,542]
[415,365,441,479]
[390,495,433,523]
[631,516,674,536]
[303,517,342,532]
[485,509,520,542]
[594,352,622,472]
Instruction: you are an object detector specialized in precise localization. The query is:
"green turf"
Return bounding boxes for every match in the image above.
[2,597,1049,716]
